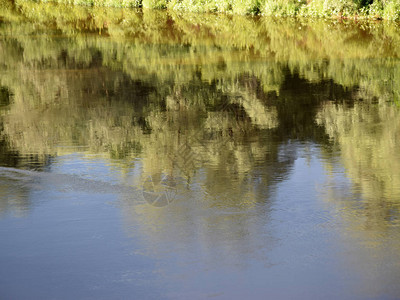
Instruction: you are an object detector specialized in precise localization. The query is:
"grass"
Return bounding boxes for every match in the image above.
[14,0,400,20]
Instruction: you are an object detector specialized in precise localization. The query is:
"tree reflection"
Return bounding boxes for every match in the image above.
[317,99,400,229]
[316,99,400,297]
[0,1,399,233]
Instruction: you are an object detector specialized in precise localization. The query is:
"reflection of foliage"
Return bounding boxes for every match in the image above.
[0,2,399,211]
[316,100,400,294]
[1,2,400,98]
[0,174,32,216]
[0,37,283,207]
[317,100,400,229]
[0,87,11,107]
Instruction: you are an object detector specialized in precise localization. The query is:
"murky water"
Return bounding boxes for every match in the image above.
[1,2,400,299]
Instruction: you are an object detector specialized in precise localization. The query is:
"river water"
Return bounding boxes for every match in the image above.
[1,2,400,299]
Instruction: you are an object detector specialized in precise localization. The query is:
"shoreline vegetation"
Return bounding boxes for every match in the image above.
[6,0,400,20]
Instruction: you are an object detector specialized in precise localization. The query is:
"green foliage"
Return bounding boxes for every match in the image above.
[20,0,143,7]
[167,0,262,14]
[231,0,261,15]
[143,0,167,9]
[382,0,400,20]
[299,0,358,17]
[167,0,220,13]
[10,0,400,18]
[262,0,304,17]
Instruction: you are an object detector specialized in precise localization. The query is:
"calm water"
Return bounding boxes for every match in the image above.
[1,2,400,299]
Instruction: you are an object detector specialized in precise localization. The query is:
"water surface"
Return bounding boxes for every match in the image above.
[1,2,400,299]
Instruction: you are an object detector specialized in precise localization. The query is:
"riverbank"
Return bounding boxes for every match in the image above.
[8,0,400,20]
